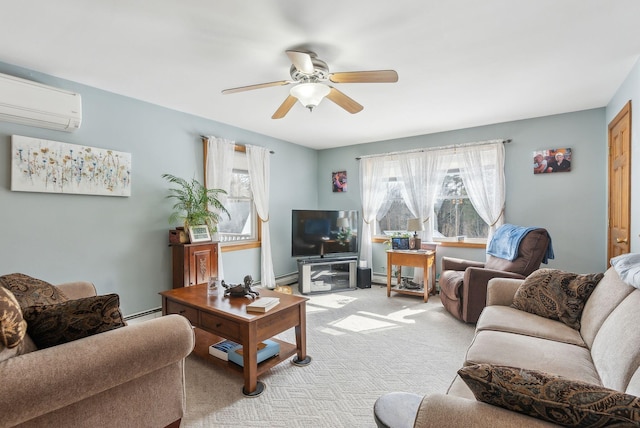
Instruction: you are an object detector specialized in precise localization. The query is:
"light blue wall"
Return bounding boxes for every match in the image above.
[318,109,608,275]
[607,57,640,253]
[0,58,620,316]
[0,61,317,316]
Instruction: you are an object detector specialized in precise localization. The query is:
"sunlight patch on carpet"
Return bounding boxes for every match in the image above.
[359,307,426,324]
[307,293,358,309]
[306,305,328,314]
[318,327,346,336]
[329,313,396,333]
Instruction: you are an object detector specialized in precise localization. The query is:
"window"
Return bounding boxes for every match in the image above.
[434,169,488,239]
[216,151,258,244]
[375,170,488,240]
[375,179,413,236]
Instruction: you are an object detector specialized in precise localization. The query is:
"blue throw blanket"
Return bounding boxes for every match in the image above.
[486,224,554,264]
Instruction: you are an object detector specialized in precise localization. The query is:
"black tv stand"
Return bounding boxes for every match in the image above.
[297,256,357,294]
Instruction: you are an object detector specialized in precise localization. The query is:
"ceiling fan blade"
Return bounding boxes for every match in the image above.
[272,95,298,119]
[286,50,315,75]
[329,70,398,84]
[326,87,363,114]
[222,80,290,95]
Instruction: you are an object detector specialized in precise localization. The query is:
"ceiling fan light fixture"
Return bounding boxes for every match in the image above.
[223,50,398,119]
[290,83,330,111]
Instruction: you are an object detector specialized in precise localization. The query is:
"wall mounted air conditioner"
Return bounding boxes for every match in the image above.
[0,72,82,132]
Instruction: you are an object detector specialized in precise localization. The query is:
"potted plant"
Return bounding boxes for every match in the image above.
[162,173,230,237]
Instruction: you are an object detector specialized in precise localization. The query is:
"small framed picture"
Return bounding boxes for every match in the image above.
[188,225,211,243]
[391,237,410,250]
[533,148,572,174]
[332,171,347,192]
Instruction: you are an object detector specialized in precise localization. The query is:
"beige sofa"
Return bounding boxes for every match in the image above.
[0,281,195,428]
[376,266,640,427]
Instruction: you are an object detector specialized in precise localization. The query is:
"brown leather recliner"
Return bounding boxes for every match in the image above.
[439,227,551,323]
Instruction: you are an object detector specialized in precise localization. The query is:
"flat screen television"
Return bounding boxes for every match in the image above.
[292,209,358,258]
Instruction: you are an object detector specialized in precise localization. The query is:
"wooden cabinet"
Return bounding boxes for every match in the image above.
[171,242,218,288]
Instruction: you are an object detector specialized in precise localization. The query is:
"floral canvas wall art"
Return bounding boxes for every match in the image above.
[11,135,132,196]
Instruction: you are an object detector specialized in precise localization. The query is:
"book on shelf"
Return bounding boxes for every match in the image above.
[208,339,239,361]
[246,296,280,313]
[227,339,280,367]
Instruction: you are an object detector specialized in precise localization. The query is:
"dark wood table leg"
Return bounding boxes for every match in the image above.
[242,324,265,397]
[292,301,311,366]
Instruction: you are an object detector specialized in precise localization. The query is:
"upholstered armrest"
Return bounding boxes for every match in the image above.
[461,268,526,323]
[441,257,485,271]
[414,394,556,427]
[464,268,525,287]
[0,314,194,427]
[486,278,525,306]
[55,281,97,300]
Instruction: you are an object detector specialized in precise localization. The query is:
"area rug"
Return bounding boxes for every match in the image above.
[182,285,475,427]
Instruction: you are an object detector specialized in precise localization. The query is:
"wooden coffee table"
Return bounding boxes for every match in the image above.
[160,285,311,396]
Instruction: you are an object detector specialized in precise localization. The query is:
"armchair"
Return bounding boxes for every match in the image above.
[439,226,551,323]
[1,277,194,428]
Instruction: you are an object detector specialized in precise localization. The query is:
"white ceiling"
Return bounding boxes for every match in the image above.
[2,1,640,150]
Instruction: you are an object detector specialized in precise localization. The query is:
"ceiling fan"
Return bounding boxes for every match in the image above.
[221,50,398,119]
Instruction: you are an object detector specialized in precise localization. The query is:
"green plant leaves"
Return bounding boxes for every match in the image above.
[162,173,230,232]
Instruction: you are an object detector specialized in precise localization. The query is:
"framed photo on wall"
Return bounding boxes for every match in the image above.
[533,148,572,174]
[188,225,211,243]
[332,171,347,192]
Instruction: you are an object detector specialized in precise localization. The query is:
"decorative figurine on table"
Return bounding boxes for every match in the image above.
[401,277,422,290]
[222,275,260,299]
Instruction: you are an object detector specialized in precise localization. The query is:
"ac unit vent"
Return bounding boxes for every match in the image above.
[0,72,82,132]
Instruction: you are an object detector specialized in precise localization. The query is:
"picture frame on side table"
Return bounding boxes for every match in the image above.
[188,225,211,243]
[391,237,410,250]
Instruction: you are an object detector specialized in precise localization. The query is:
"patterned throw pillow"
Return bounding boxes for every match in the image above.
[22,294,126,349]
[511,269,603,329]
[0,273,68,308]
[458,364,640,427]
[0,287,28,361]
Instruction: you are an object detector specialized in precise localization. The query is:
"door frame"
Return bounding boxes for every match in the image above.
[607,101,632,263]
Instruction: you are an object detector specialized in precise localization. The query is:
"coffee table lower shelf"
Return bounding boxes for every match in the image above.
[193,328,298,377]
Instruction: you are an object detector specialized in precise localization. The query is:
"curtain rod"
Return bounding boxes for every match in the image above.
[200,136,275,154]
[355,138,511,160]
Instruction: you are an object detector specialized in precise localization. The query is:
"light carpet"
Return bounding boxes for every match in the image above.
[182,285,475,428]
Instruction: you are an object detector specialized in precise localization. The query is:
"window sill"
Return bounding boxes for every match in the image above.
[221,241,261,252]
[372,236,486,249]
[434,239,486,249]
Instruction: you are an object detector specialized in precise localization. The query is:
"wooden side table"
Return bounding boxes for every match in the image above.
[386,250,436,302]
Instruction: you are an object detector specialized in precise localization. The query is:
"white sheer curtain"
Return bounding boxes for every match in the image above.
[397,151,451,282]
[398,151,452,242]
[359,139,506,275]
[205,136,235,281]
[456,140,505,242]
[246,144,275,289]
[359,157,392,269]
